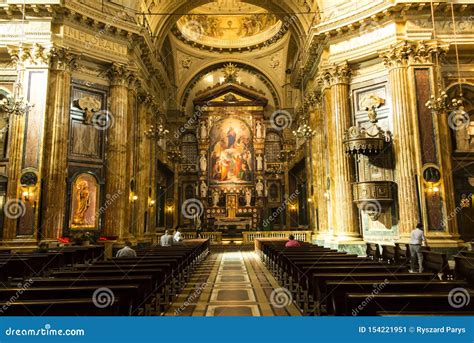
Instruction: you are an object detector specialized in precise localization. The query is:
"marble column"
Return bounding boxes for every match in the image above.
[2,45,49,243]
[41,48,76,241]
[134,92,152,238]
[103,63,131,239]
[381,42,420,238]
[325,62,361,240]
[127,76,139,239]
[309,89,329,237]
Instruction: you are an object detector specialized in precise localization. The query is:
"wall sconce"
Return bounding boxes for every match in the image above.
[166,205,174,213]
[307,198,313,203]
[289,204,297,212]
[425,184,440,195]
[148,199,155,208]
[20,171,38,206]
[130,192,138,202]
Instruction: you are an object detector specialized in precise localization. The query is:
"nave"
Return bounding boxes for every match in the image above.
[166,250,301,316]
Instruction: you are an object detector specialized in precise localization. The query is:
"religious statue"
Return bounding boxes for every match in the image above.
[200,181,208,198]
[72,179,90,225]
[212,190,220,207]
[200,121,208,139]
[199,153,207,172]
[256,154,264,171]
[256,121,263,139]
[256,179,264,197]
[245,189,252,207]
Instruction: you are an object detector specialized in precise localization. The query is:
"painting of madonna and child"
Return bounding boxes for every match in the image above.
[210,117,254,184]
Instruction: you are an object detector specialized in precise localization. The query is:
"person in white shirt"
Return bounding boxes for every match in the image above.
[116,241,137,258]
[160,230,174,247]
[409,223,428,273]
[173,228,183,243]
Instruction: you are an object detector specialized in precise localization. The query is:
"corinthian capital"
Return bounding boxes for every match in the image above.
[380,40,413,69]
[106,63,131,87]
[324,61,352,85]
[50,46,77,71]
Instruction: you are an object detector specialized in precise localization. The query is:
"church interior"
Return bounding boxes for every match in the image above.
[0,0,473,317]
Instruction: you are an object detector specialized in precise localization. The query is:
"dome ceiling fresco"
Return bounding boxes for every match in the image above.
[174,1,285,50]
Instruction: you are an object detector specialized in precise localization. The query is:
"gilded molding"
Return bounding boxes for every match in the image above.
[7,43,51,67]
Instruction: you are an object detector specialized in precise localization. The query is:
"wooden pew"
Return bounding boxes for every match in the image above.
[0,285,140,315]
[326,280,468,316]
[0,299,120,316]
[346,292,474,316]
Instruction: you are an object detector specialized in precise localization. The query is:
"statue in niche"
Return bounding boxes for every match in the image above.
[245,189,252,207]
[200,181,208,198]
[256,121,263,139]
[256,154,263,171]
[200,121,208,139]
[212,190,220,207]
[454,117,474,151]
[199,153,207,172]
[72,179,90,226]
[256,179,264,197]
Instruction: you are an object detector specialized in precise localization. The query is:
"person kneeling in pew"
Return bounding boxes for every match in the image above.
[116,241,137,258]
[285,235,301,248]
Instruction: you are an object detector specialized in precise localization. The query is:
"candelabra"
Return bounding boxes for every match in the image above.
[292,123,316,139]
[144,124,169,140]
[425,91,463,114]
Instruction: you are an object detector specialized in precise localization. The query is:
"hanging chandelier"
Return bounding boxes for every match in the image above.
[425,1,464,116]
[292,122,315,139]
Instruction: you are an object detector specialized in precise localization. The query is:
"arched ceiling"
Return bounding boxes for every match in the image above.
[146,0,315,52]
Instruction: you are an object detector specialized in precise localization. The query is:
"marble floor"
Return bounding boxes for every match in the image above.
[165,250,301,316]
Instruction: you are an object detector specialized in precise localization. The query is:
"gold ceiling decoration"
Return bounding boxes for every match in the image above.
[175,1,284,50]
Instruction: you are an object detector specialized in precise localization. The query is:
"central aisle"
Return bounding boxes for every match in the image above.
[166,250,301,316]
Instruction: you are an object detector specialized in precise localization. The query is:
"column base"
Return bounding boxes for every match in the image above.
[313,233,366,256]
[0,238,39,252]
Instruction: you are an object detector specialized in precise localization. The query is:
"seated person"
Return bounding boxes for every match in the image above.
[160,230,174,247]
[285,234,301,248]
[116,241,137,258]
[174,227,183,243]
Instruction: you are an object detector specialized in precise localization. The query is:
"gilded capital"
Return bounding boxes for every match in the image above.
[381,40,448,69]
[50,47,78,71]
[380,40,413,69]
[106,63,132,87]
[7,43,50,67]
[324,61,352,85]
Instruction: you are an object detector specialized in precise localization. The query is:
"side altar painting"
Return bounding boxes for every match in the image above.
[209,117,253,184]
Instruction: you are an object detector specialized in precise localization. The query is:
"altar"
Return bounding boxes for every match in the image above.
[214,217,253,230]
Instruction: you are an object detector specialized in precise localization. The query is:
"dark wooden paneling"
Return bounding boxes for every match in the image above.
[68,82,107,164]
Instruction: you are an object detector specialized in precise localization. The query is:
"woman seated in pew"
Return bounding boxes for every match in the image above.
[160,230,174,247]
[285,235,301,248]
[116,241,137,258]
